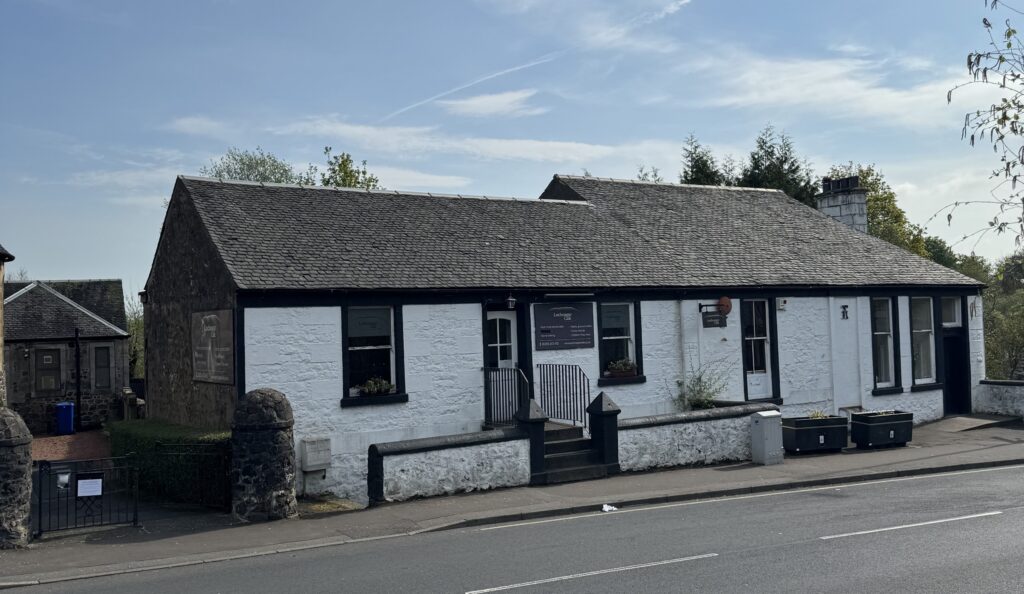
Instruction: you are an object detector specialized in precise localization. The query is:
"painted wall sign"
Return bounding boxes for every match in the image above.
[701,311,728,328]
[534,303,595,350]
[192,309,235,384]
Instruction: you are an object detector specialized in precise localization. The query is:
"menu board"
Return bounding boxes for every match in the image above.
[534,303,595,351]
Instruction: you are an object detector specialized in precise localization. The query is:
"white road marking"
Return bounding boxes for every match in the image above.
[464,553,718,593]
[480,464,1024,531]
[819,511,1003,540]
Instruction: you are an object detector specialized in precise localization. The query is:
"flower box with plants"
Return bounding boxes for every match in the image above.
[782,411,848,454]
[850,410,913,449]
[358,377,395,397]
[603,358,638,378]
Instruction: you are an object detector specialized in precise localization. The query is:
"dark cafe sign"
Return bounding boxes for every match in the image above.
[534,303,595,351]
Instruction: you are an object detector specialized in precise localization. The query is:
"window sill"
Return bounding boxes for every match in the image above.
[340,393,409,408]
[910,383,943,393]
[872,386,904,396]
[597,375,647,387]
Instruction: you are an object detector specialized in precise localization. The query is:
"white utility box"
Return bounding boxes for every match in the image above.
[750,410,784,465]
[300,437,332,472]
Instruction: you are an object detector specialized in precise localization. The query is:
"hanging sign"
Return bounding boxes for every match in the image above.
[534,303,595,350]
[702,311,728,328]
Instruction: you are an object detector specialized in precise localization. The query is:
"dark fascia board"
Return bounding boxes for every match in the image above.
[980,379,1024,387]
[618,402,779,430]
[5,335,129,344]
[368,427,526,458]
[237,284,983,308]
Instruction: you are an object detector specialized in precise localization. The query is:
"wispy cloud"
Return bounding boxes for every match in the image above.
[437,89,549,118]
[372,166,472,189]
[69,166,180,190]
[380,53,560,122]
[164,115,237,140]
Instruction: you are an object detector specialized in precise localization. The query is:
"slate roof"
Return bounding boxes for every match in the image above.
[175,175,982,291]
[0,242,12,263]
[4,281,128,341]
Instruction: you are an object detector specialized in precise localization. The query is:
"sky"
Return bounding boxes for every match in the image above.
[0,0,1018,294]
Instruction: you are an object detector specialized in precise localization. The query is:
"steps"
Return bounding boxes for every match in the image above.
[536,425,611,485]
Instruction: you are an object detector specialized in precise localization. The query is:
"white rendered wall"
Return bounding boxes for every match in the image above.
[618,416,751,472]
[680,299,745,401]
[381,439,530,502]
[531,302,601,422]
[603,301,683,418]
[828,296,866,414]
[243,303,485,504]
[968,295,986,410]
[775,298,833,416]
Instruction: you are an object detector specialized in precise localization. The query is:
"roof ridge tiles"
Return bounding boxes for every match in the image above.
[555,173,787,193]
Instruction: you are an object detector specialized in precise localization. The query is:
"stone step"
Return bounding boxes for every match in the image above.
[545,437,592,455]
[544,425,584,442]
[544,449,600,471]
[541,464,608,485]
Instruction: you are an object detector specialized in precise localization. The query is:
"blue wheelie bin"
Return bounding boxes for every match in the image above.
[55,402,75,435]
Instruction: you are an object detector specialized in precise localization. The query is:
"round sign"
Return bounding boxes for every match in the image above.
[717,296,733,315]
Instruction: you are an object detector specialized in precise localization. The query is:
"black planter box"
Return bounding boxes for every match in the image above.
[782,416,848,453]
[850,410,913,449]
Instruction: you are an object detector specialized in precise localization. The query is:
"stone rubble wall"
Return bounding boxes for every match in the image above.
[974,382,1024,417]
[0,409,32,548]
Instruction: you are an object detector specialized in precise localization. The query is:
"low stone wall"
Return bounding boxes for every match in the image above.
[10,391,117,435]
[618,403,778,472]
[974,380,1024,416]
[368,428,530,504]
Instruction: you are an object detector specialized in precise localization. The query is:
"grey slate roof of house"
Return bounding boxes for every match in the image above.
[3,280,128,341]
[0,242,12,263]
[175,174,981,291]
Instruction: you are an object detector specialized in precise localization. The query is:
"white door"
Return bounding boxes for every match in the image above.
[742,299,773,399]
[485,311,518,369]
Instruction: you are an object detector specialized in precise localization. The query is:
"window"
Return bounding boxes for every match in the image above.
[871,298,896,388]
[485,315,514,368]
[741,299,769,374]
[35,349,61,391]
[941,296,962,327]
[599,303,636,373]
[346,307,396,397]
[93,346,112,391]
[911,297,936,384]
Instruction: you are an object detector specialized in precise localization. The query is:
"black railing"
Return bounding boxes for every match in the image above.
[34,456,138,538]
[537,363,591,428]
[154,442,232,511]
[484,367,530,427]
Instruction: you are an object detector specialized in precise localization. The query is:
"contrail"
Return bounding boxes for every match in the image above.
[379,51,562,122]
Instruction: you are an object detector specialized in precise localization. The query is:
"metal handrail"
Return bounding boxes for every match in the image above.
[483,366,530,427]
[536,363,590,428]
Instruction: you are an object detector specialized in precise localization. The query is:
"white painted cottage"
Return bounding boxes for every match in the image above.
[144,174,984,501]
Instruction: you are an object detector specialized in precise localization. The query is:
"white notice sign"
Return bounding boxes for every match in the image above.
[77,478,102,497]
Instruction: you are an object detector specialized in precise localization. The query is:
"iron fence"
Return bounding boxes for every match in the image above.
[34,456,138,538]
[536,363,590,428]
[483,367,530,427]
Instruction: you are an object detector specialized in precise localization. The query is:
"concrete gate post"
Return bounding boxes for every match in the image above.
[0,408,33,548]
[231,388,298,521]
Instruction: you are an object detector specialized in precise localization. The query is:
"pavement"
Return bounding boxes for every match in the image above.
[3,418,1024,588]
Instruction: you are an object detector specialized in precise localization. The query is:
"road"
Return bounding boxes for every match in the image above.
[13,466,1024,593]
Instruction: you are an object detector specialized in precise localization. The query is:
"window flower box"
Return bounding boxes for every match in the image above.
[850,410,913,449]
[603,358,637,378]
[782,416,847,454]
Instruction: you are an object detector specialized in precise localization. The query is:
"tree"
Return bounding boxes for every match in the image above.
[680,135,727,185]
[320,146,382,190]
[9,267,29,281]
[826,163,928,257]
[985,288,1024,379]
[636,165,664,182]
[199,147,317,185]
[738,125,818,206]
[924,236,959,268]
[125,292,144,379]
[957,253,994,283]
[948,1,1024,245]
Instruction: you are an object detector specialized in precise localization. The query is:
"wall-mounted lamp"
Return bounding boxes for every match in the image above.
[505,294,517,310]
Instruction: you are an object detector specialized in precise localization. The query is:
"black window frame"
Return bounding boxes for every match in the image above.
[340,305,407,407]
[870,296,903,395]
[93,344,113,391]
[597,301,646,386]
[35,348,62,393]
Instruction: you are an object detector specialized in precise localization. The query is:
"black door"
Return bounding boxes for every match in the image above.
[943,334,971,415]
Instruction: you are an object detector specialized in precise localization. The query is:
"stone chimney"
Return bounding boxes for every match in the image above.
[816,176,867,233]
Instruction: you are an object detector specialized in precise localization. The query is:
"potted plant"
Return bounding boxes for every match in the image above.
[359,377,395,397]
[604,358,637,378]
[850,410,913,449]
[782,410,848,454]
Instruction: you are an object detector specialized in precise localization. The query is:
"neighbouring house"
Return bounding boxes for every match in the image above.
[0,242,13,408]
[143,174,984,502]
[3,280,130,434]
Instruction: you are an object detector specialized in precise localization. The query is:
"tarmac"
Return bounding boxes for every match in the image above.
[3,417,1024,588]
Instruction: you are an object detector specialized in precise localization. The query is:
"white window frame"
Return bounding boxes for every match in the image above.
[743,299,770,375]
[600,302,635,369]
[911,297,936,385]
[91,342,115,392]
[346,306,396,394]
[871,297,895,389]
[941,296,962,328]
[485,312,517,368]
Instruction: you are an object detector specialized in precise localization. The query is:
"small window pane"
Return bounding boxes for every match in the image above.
[873,334,892,384]
[349,349,392,388]
[498,319,511,344]
[872,299,891,332]
[750,340,767,372]
[911,298,933,332]
[753,301,766,337]
[499,345,512,360]
[942,297,961,326]
[912,332,933,379]
[485,319,498,346]
[600,304,630,338]
[485,346,498,368]
[348,307,392,347]
[95,347,111,390]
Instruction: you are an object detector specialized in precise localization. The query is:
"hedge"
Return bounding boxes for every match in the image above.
[107,419,231,508]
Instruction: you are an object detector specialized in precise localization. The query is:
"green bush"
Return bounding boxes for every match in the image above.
[107,419,231,506]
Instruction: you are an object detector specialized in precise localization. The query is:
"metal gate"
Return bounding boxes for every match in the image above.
[154,442,232,511]
[34,456,138,538]
[536,363,590,428]
[483,367,531,427]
